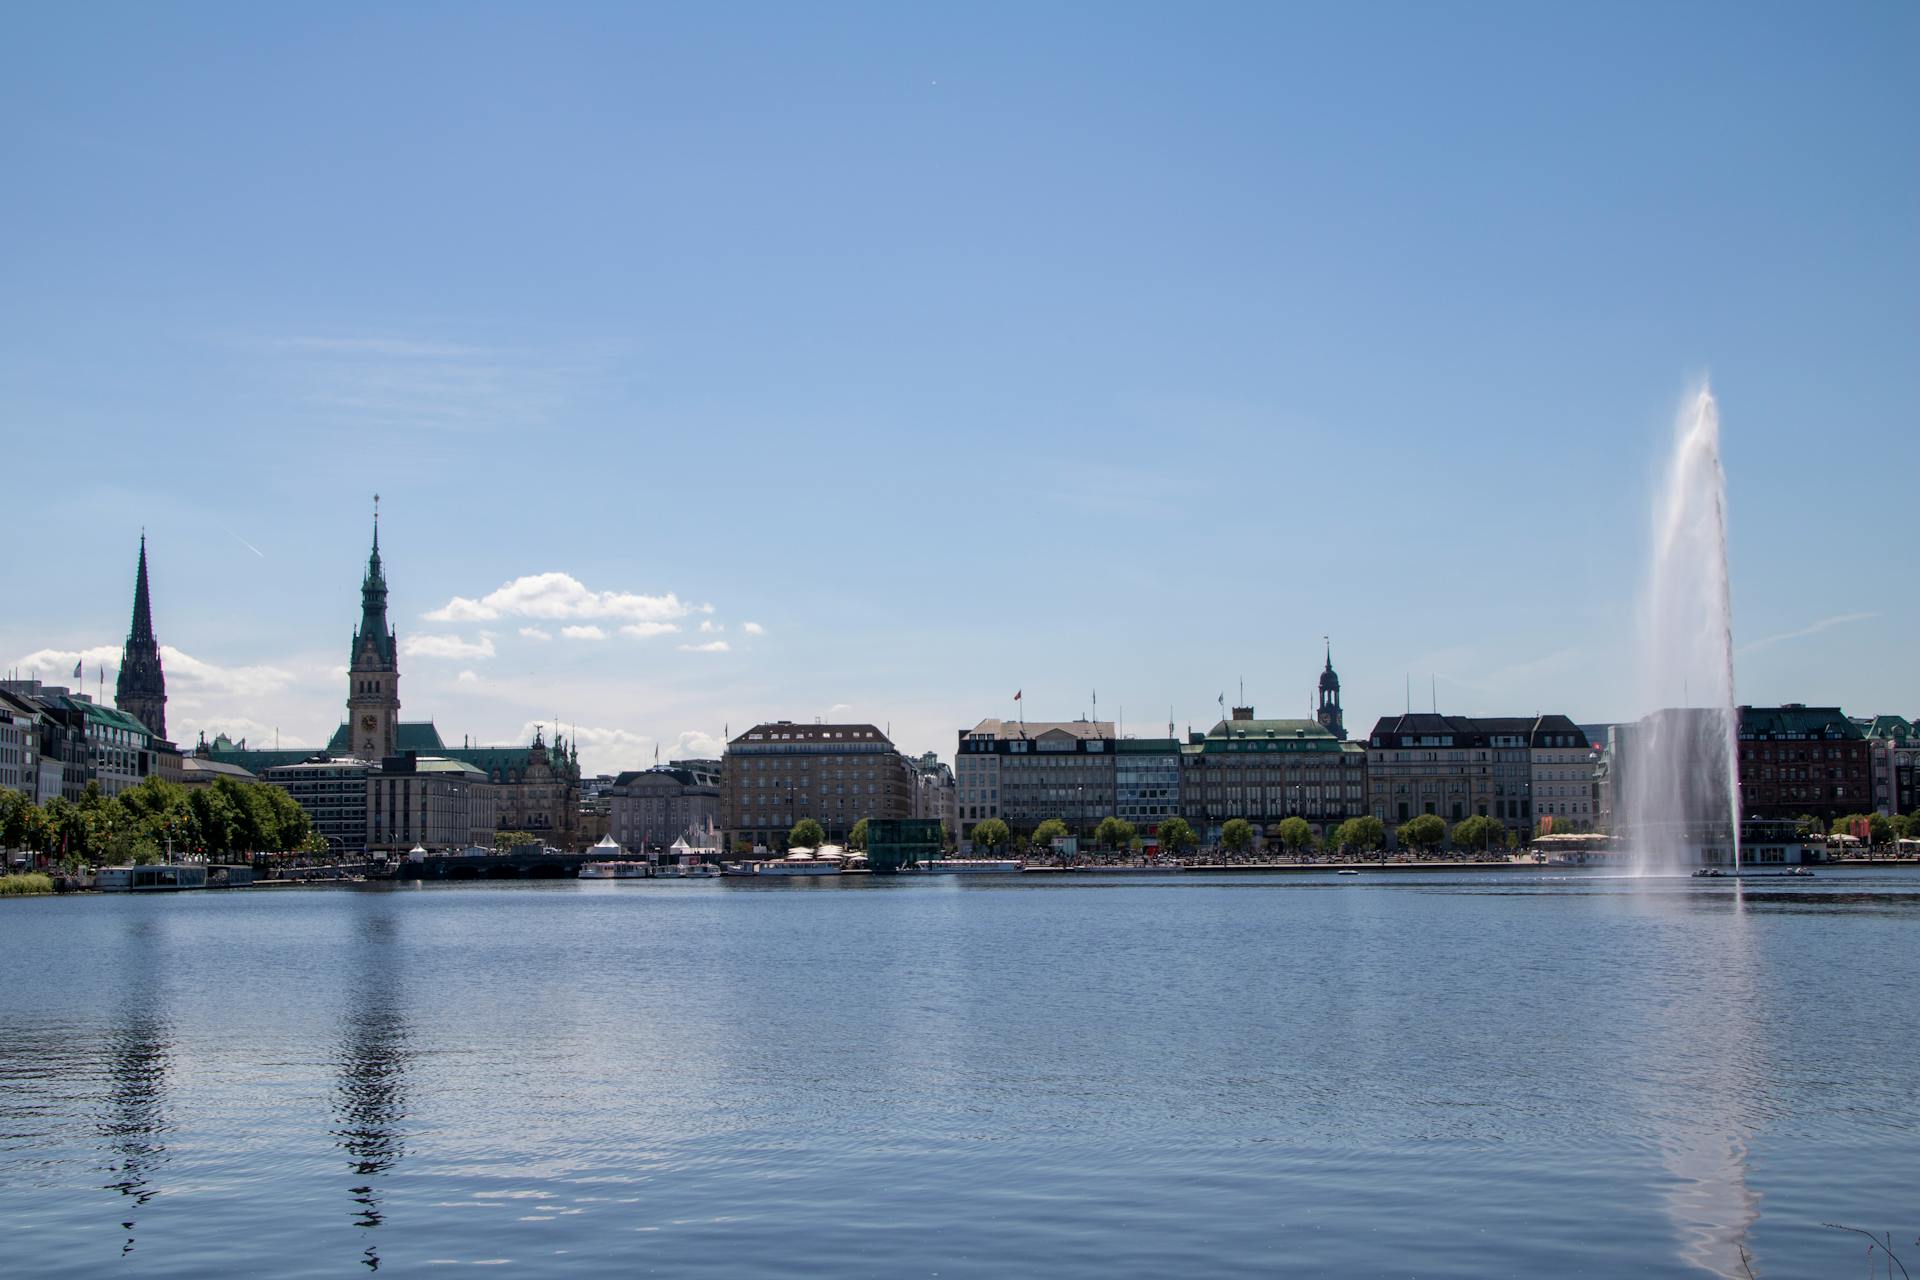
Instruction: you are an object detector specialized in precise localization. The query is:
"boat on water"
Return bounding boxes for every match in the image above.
[579,860,651,879]
[655,834,722,879]
[1337,869,1361,876]
[1080,862,1183,874]
[748,848,844,877]
[579,836,650,879]
[97,864,209,892]
[919,859,1024,874]
[1691,867,1726,878]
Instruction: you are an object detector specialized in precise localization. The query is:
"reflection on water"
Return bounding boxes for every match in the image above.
[2,872,1915,1278]
[332,907,412,1270]
[97,916,174,1258]
[1637,882,1763,1276]
[99,1008,171,1255]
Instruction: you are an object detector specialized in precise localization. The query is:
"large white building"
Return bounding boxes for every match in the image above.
[956,719,1116,839]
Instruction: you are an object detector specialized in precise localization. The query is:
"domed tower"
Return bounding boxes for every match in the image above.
[347,500,400,759]
[1316,639,1345,740]
[115,534,168,741]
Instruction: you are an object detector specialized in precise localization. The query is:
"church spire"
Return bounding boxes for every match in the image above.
[354,496,394,666]
[131,533,155,645]
[348,496,401,759]
[116,532,168,741]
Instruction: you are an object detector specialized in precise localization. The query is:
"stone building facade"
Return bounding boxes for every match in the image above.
[956,719,1117,840]
[1367,713,1585,842]
[1184,709,1367,844]
[722,722,913,851]
[1735,704,1871,822]
[610,762,721,853]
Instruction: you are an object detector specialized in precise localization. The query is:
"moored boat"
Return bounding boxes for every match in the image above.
[918,859,1024,874]
[96,864,209,892]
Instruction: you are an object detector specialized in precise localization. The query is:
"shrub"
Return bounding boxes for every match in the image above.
[0,873,55,897]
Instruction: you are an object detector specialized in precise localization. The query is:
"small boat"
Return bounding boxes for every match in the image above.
[1691,867,1725,878]
[1337,868,1361,876]
[752,848,844,876]
[96,864,209,892]
[579,860,650,880]
[919,859,1024,874]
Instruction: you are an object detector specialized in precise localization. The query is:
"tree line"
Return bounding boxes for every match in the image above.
[0,777,320,870]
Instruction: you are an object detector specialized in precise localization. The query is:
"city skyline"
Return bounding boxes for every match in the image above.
[3,6,1914,774]
[3,513,1912,777]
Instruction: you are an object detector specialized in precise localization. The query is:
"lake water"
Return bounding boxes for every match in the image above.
[2,869,1915,1277]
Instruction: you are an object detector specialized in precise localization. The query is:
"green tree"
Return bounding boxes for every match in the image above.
[1094,816,1136,851]
[188,786,240,857]
[1157,816,1199,856]
[1333,815,1386,854]
[1220,818,1255,856]
[1031,817,1070,850]
[1451,814,1507,852]
[971,818,1010,852]
[0,789,36,850]
[1399,813,1446,852]
[494,830,540,851]
[1794,814,1823,839]
[41,797,97,866]
[1889,814,1912,840]
[252,783,311,851]
[1275,816,1313,854]
[847,817,869,851]
[787,817,826,849]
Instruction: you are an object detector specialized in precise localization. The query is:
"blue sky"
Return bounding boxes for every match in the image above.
[3,3,1914,773]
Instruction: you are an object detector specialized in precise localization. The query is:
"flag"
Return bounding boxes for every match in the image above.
[72,660,82,678]
[1014,690,1021,701]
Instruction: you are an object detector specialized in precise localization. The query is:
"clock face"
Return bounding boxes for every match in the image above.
[361,715,377,730]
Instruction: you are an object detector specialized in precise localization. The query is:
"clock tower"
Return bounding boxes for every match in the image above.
[347,500,400,760]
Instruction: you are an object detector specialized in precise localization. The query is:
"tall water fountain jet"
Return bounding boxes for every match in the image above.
[1623,386,1742,874]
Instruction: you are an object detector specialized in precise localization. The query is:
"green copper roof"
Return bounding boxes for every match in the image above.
[1186,717,1362,756]
[1737,705,1864,741]
[1862,715,1915,741]
[325,721,447,752]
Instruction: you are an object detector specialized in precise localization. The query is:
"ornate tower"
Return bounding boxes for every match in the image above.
[347,501,401,759]
[115,534,168,741]
[1316,639,1345,741]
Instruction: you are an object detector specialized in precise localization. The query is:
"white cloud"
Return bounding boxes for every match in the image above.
[457,670,481,685]
[424,572,704,625]
[666,729,725,760]
[619,622,680,639]
[519,626,552,641]
[829,703,852,714]
[402,633,496,661]
[1737,612,1877,657]
[699,620,724,634]
[677,640,730,653]
[742,622,766,636]
[10,645,296,700]
[561,625,608,641]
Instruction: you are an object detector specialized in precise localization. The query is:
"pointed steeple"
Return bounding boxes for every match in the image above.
[1315,636,1344,741]
[353,497,394,667]
[116,532,168,741]
[130,533,156,645]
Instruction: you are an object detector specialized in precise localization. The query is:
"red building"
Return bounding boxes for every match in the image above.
[1736,705,1870,822]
